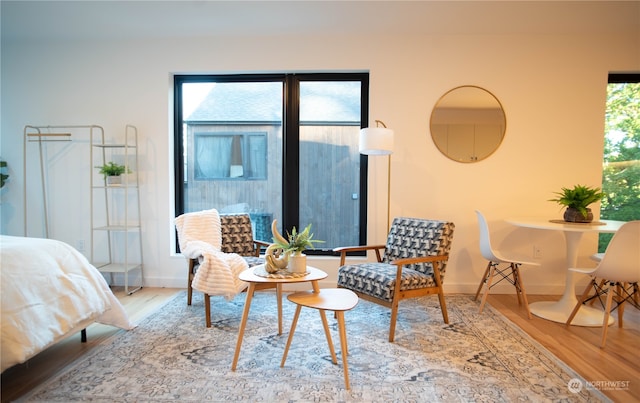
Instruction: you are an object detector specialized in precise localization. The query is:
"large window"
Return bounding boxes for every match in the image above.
[599,73,640,251]
[174,73,369,253]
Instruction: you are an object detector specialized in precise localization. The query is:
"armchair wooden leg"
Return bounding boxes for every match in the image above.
[205,293,212,328]
[389,299,400,342]
[437,290,449,324]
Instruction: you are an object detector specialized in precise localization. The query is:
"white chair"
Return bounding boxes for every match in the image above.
[566,220,640,348]
[474,210,540,319]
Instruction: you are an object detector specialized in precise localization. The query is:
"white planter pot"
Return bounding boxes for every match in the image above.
[106,175,122,185]
[288,253,307,273]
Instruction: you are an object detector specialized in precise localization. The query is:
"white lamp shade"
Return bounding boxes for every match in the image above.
[359,127,394,155]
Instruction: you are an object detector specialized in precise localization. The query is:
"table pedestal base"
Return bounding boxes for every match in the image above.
[530,301,615,327]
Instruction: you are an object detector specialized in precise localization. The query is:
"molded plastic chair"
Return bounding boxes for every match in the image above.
[566,220,640,348]
[474,210,540,319]
[335,217,455,342]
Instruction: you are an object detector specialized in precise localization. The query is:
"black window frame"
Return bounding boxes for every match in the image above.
[174,72,370,255]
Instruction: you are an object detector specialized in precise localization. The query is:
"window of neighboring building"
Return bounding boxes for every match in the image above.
[194,132,267,180]
[174,73,369,253]
[599,73,640,251]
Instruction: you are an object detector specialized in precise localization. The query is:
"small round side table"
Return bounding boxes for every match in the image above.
[280,288,359,390]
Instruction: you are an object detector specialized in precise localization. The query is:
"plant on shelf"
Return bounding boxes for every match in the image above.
[98,161,131,185]
[549,184,605,223]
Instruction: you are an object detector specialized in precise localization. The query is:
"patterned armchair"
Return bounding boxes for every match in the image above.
[335,217,455,342]
[187,213,269,327]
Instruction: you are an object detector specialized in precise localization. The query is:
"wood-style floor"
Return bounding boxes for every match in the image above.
[2,289,638,402]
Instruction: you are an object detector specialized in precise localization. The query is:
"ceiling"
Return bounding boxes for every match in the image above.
[2,1,638,42]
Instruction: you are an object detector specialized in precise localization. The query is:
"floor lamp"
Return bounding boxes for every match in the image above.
[359,120,394,232]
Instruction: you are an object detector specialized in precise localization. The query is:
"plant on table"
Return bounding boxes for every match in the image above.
[549,184,605,223]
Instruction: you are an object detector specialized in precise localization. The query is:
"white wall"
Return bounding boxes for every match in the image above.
[1,10,638,294]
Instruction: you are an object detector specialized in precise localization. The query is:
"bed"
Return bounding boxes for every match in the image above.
[1,235,134,372]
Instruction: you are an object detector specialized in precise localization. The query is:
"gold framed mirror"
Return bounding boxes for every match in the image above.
[430,85,506,163]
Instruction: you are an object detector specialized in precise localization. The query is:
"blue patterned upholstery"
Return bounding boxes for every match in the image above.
[335,217,455,341]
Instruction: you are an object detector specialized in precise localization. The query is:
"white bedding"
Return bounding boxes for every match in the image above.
[1,235,134,372]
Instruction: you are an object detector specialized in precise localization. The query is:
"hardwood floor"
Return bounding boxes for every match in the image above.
[2,289,638,402]
[487,293,639,402]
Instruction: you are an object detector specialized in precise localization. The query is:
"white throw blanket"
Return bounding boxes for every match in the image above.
[175,209,248,300]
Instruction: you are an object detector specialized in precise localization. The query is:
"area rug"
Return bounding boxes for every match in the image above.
[22,291,608,402]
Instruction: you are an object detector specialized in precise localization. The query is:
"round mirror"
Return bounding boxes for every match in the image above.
[430,86,506,163]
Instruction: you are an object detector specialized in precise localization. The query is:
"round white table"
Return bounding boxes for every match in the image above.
[505,218,626,326]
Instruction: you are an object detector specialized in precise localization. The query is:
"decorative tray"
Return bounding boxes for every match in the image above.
[253,265,309,279]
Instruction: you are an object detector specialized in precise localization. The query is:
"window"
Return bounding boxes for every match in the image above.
[599,73,640,251]
[174,73,369,253]
[194,132,267,180]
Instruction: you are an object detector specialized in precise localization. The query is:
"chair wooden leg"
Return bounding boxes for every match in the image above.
[513,265,532,319]
[566,279,595,326]
[389,299,400,342]
[601,283,614,348]
[478,264,496,314]
[511,264,523,306]
[205,293,211,328]
[616,283,625,328]
[474,262,492,301]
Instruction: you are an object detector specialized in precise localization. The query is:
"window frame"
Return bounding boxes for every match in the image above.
[174,72,370,255]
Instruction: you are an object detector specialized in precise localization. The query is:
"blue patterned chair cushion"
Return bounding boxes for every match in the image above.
[338,217,454,302]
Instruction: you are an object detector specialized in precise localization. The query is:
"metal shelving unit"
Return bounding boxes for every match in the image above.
[91,124,143,294]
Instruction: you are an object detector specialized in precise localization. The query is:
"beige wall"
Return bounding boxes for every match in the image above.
[1,5,639,294]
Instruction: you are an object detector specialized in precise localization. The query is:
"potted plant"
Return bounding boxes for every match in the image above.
[98,161,131,185]
[267,220,324,273]
[549,184,605,223]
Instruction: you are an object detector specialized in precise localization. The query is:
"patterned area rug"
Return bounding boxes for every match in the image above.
[23,291,608,402]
